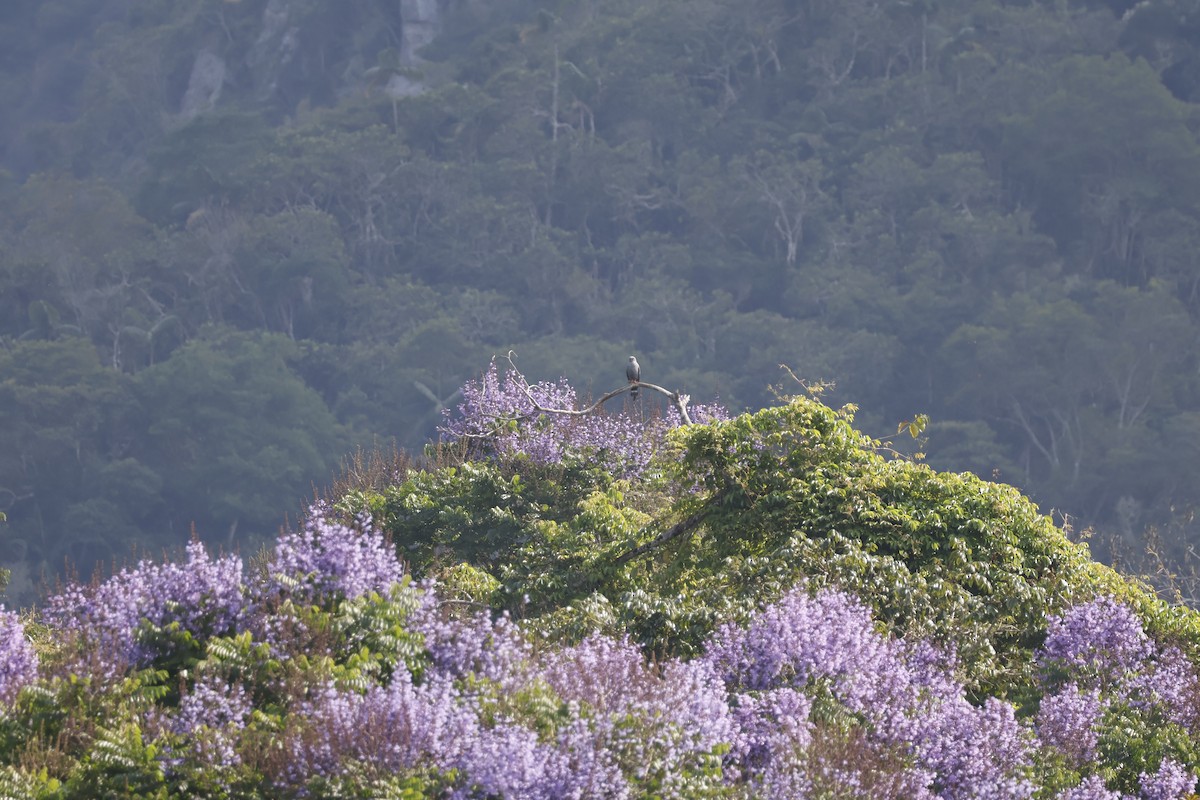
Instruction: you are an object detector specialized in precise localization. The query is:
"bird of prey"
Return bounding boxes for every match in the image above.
[626,355,641,400]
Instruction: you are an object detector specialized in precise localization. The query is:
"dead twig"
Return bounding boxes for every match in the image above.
[502,351,694,424]
[613,488,730,566]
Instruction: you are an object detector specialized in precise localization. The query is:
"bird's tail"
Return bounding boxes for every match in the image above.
[631,385,639,401]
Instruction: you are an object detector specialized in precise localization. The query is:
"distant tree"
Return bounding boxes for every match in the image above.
[134,327,347,546]
[0,336,136,569]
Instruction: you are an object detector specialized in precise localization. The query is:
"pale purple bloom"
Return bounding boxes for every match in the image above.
[1130,645,1200,729]
[43,540,244,671]
[175,676,251,734]
[0,607,36,703]
[729,688,812,774]
[1040,597,1154,688]
[456,723,584,799]
[287,673,477,785]
[409,603,532,690]
[917,696,1035,799]
[173,675,252,768]
[539,635,735,798]
[542,634,735,746]
[441,361,728,479]
[1036,598,1199,744]
[264,509,405,604]
[1139,758,1196,800]
[1036,683,1103,767]
[702,587,902,702]
[1057,775,1127,800]
[703,586,1034,798]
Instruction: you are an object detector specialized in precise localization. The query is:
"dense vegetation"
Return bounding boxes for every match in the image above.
[6,0,1200,597]
[2,379,1200,798]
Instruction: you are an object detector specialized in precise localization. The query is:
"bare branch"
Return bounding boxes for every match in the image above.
[613,490,728,566]
[501,351,694,424]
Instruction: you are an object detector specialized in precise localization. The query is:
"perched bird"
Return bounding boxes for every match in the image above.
[626,355,641,400]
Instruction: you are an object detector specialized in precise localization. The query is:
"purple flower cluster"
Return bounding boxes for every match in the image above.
[730,688,812,772]
[289,673,476,783]
[542,635,735,797]
[408,603,532,689]
[1051,759,1198,800]
[441,361,728,478]
[669,401,731,426]
[173,675,252,768]
[703,588,904,698]
[456,721,615,799]
[1037,596,1200,720]
[264,511,406,604]
[1139,759,1197,800]
[703,586,1035,799]
[43,540,244,671]
[1035,598,1200,800]
[918,696,1033,800]
[175,675,252,735]
[1131,645,1200,729]
[283,614,737,797]
[289,671,626,798]
[0,607,36,703]
[1039,596,1154,687]
[1036,683,1103,767]
[1058,775,1125,800]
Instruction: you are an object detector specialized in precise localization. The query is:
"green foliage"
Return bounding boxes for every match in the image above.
[1096,703,1200,793]
[331,584,430,687]
[202,630,280,698]
[343,458,615,576]
[0,336,137,570]
[0,765,64,800]
[0,666,172,798]
[366,394,1191,704]
[67,722,168,799]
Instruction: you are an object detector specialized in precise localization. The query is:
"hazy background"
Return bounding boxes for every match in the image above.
[2,0,1199,603]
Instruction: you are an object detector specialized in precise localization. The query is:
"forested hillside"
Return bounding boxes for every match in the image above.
[4,0,1200,599]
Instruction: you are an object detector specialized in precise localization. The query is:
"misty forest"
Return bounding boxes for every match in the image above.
[6,0,1200,797]
[5,0,1200,594]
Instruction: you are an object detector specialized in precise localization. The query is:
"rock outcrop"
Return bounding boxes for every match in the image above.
[179,50,226,120]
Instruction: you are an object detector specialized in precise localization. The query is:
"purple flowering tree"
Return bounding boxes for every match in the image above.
[1036,683,1104,768]
[703,586,1035,799]
[1039,596,1155,690]
[18,506,1200,799]
[43,540,244,673]
[540,634,735,798]
[285,673,478,787]
[440,359,728,479]
[1035,597,1200,799]
[260,507,406,604]
[170,674,253,770]
[408,602,532,690]
[1036,594,1200,725]
[1139,759,1197,800]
